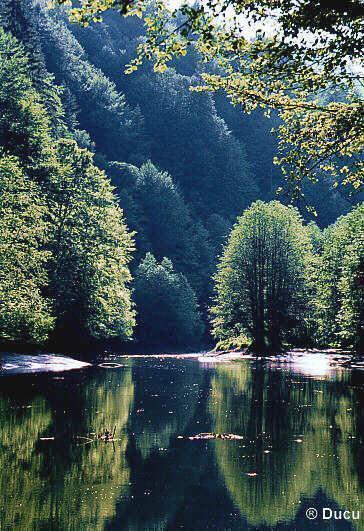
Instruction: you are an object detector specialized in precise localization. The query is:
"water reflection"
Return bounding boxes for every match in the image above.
[115,360,208,531]
[0,358,363,530]
[210,364,363,528]
[0,369,134,530]
[129,359,203,460]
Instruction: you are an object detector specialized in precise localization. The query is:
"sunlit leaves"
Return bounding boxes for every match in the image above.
[53,0,364,197]
[211,200,314,353]
[0,28,135,344]
[313,204,364,352]
[0,156,53,343]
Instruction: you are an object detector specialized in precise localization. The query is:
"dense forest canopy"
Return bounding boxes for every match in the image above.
[53,0,364,204]
[0,0,362,351]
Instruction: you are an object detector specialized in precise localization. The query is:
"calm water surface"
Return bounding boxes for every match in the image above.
[0,355,363,530]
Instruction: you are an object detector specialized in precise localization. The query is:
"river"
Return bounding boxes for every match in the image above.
[0,353,363,529]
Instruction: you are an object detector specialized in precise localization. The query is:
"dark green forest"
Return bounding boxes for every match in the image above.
[0,0,362,353]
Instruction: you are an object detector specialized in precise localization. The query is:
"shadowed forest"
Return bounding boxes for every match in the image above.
[0,0,362,354]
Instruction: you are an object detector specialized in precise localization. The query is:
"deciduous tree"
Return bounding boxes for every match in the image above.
[0,155,53,343]
[211,201,313,353]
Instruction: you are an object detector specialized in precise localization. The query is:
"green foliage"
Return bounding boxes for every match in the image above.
[0,155,53,343]
[37,8,145,164]
[213,200,363,353]
[134,253,204,347]
[337,245,363,351]
[210,364,363,527]
[305,221,323,254]
[54,0,363,200]
[110,161,214,299]
[73,12,354,225]
[0,27,55,178]
[0,3,360,351]
[119,69,257,219]
[215,333,251,352]
[0,3,69,138]
[211,201,314,353]
[313,204,364,352]
[46,139,135,340]
[0,0,47,87]
[0,28,135,345]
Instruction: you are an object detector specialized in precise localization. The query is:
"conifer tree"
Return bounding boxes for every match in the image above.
[134,253,204,347]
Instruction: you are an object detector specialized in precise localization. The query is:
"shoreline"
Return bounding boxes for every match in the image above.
[1,348,362,376]
[116,348,364,372]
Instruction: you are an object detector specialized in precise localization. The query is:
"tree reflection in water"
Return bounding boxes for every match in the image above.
[0,358,363,530]
[210,364,363,528]
[0,369,134,530]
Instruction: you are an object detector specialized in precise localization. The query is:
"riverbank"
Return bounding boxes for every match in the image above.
[0,353,91,375]
[1,348,362,376]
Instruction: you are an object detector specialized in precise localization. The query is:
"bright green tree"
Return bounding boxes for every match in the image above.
[0,155,53,343]
[337,244,363,353]
[0,28,135,345]
[46,139,135,341]
[314,204,363,352]
[211,201,313,353]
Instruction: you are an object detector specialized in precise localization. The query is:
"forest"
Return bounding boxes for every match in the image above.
[0,0,362,354]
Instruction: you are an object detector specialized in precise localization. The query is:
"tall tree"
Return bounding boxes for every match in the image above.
[314,204,364,352]
[211,201,313,353]
[45,139,135,341]
[0,28,135,345]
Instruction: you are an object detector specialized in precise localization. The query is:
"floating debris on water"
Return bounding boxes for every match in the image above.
[98,362,125,369]
[76,427,118,445]
[178,432,244,441]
